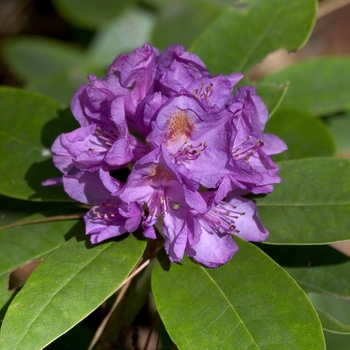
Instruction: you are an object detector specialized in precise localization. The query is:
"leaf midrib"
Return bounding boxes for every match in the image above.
[200,267,260,349]
[13,243,112,348]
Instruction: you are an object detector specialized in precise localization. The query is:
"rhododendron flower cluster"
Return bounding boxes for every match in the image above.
[45,43,287,268]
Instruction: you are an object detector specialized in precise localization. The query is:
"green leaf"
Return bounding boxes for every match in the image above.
[152,0,221,50]
[152,238,325,350]
[86,7,155,68]
[265,108,336,161]
[0,234,146,349]
[256,244,349,268]
[326,112,350,157]
[190,0,317,74]
[262,58,350,115]
[52,0,131,29]
[27,67,102,105]
[324,332,350,349]
[2,37,83,81]
[0,88,76,201]
[0,217,80,319]
[256,83,289,117]
[256,158,350,244]
[2,36,104,105]
[317,307,350,334]
[287,262,350,300]
[309,294,350,334]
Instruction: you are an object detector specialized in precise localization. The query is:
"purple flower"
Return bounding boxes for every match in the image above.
[44,43,286,268]
[157,44,210,93]
[186,191,269,268]
[85,200,142,244]
[119,147,207,261]
[108,43,159,132]
[220,86,287,194]
[51,95,148,179]
[157,44,243,112]
[147,94,230,188]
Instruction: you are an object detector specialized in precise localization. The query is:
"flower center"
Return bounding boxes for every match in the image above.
[141,165,182,221]
[164,110,195,146]
[143,164,175,184]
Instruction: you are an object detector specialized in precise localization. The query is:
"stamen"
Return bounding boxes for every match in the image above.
[192,82,214,100]
[174,141,207,163]
[89,125,121,153]
[200,201,245,235]
[91,202,119,222]
[232,139,264,161]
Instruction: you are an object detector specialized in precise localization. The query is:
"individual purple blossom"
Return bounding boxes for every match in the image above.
[85,200,142,244]
[119,146,207,261]
[146,94,230,188]
[185,191,269,268]
[108,43,159,134]
[219,86,287,195]
[156,45,210,92]
[51,95,148,183]
[156,44,243,112]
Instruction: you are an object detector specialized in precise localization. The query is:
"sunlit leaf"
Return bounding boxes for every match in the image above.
[191,0,317,74]
[152,238,325,350]
[256,158,350,244]
[152,0,221,50]
[262,58,350,115]
[0,235,146,349]
[265,108,336,160]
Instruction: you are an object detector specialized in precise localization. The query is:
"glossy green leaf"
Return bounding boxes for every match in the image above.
[0,235,146,349]
[27,67,103,105]
[317,307,350,334]
[309,294,350,334]
[287,262,350,300]
[190,0,317,74]
[0,216,80,320]
[256,83,289,117]
[2,36,104,105]
[325,332,350,349]
[262,58,350,115]
[152,0,221,50]
[152,238,325,350]
[0,88,76,201]
[327,112,350,157]
[86,7,155,68]
[256,158,350,244]
[265,108,336,161]
[52,0,131,29]
[2,37,83,81]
